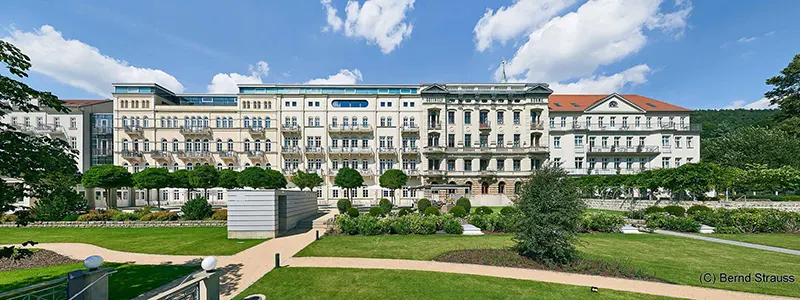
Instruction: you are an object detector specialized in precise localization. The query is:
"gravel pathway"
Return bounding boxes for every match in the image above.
[654,230,800,256]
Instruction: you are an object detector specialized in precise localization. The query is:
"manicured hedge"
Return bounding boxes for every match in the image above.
[333,213,464,235]
[663,205,686,217]
[581,212,626,233]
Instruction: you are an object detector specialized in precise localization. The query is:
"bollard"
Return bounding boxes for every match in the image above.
[275,253,280,268]
[316,230,319,240]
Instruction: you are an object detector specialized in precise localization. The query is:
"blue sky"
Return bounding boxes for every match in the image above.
[2,0,798,109]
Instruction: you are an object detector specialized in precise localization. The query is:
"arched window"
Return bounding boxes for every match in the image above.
[481,182,489,194]
[121,139,129,151]
[244,139,251,151]
[410,117,416,127]
[255,163,261,167]
[514,182,522,194]
[123,163,129,171]
[216,139,223,152]
[380,117,386,127]
[228,117,233,128]
[609,101,618,108]
[122,116,128,127]
[172,139,179,152]
[173,163,179,172]
[265,117,271,128]
[161,139,167,151]
[265,163,271,170]
[291,117,297,126]
[144,163,150,169]
[161,117,166,128]
[351,116,357,127]
[227,163,234,170]
[498,182,506,194]
[362,117,368,127]
[403,117,409,127]
[203,117,209,128]
[284,117,291,127]
[187,163,193,171]
[184,117,190,128]
[143,139,150,152]
[132,139,140,151]
[244,117,250,128]
[342,117,349,127]
[194,139,201,152]
[308,117,314,126]
[216,117,221,128]
[216,163,223,171]
[143,117,148,128]
[202,139,209,152]
[133,163,140,173]
[245,163,251,168]
[265,139,272,152]
[332,117,338,127]
[254,139,261,151]
[315,117,321,127]
[185,139,191,151]
[387,117,393,127]
[162,163,168,168]
[227,139,234,151]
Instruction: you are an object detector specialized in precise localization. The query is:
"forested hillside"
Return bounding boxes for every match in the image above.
[690,109,779,139]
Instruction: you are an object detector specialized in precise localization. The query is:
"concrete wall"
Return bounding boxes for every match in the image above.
[227,189,318,239]
[585,199,800,212]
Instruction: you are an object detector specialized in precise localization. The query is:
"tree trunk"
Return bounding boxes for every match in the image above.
[146,189,151,207]
[156,188,160,208]
[104,188,111,209]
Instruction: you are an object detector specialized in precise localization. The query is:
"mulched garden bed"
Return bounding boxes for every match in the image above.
[0,249,81,271]
[433,249,662,282]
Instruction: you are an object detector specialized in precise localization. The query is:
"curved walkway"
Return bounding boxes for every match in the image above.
[286,257,787,300]
[655,230,800,256]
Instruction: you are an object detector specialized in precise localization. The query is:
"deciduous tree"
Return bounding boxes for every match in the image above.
[379,169,408,205]
[334,168,363,202]
[81,165,133,208]
[133,168,173,207]
[189,165,219,195]
[765,53,800,136]
[290,171,324,191]
[237,167,268,189]
[264,169,288,189]
[218,169,241,190]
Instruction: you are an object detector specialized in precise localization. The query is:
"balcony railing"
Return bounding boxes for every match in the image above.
[248,127,266,135]
[378,147,396,155]
[179,126,211,135]
[120,150,142,159]
[328,147,372,155]
[282,169,299,176]
[328,124,373,133]
[586,145,660,154]
[400,147,419,154]
[549,123,702,132]
[530,121,545,130]
[176,151,211,159]
[400,124,419,133]
[478,121,492,130]
[305,147,325,154]
[427,121,442,130]
[281,125,301,133]
[282,146,302,154]
[422,146,445,154]
[151,151,171,160]
[246,150,265,159]
[357,169,373,176]
[123,125,143,134]
[219,151,237,159]
[305,168,325,175]
[403,169,420,176]
[425,169,445,176]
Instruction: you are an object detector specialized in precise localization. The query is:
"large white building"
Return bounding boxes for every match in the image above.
[111,83,699,207]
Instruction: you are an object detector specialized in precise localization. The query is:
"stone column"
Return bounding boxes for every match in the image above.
[198,271,220,300]
[67,268,112,300]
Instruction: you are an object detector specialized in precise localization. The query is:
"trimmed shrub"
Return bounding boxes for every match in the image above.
[468,214,489,230]
[76,210,119,221]
[417,198,431,212]
[111,212,137,221]
[0,214,19,223]
[444,218,464,234]
[379,198,393,214]
[181,196,213,220]
[625,209,647,220]
[140,211,179,221]
[347,207,360,218]
[335,214,358,235]
[377,217,392,234]
[211,209,228,220]
[449,206,467,218]
[663,205,686,217]
[410,215,437,234]
[500,206,519,216]
[397,207,412,217]
[337,199,352,214]
[645,213,700,232]
[474,206,494,215]
[356,215,381,235]
[581,212,626,233]
[643,206,664,215]
[455,197,471,215]
[423,206,441,216]
[784,195,800,201]
[369,206,385,217]
[62,214,80,221]
[390,216,412,234]
[686,205,712,216]
[692,208,799,233]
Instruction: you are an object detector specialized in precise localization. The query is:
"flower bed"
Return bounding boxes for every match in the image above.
[0,249,80,271]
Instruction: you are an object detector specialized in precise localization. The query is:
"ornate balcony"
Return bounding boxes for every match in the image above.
[304,146,325,155]
[478,121,492,131]
[248,127,266,136]
[123,125,143,135]
[422,146,445,154]
[357,169,373,176]
[479,170,497,177]
[586,145,660,155]
[120,150,143,160]
[378,147,396,155]
[247,150,266,160]
[150,151,172,161]
[281,125,301,133]
[282,169,299,176]
[179,126,211,136]
[530,121,545,130]
[305,168,325,176]
[400,147,419,155]
[282,146,302,155]
[34,124,65,136]
[400,124,419,133]
[328,147,373,155]
[219,151,237,160]
[328,124,373,133]
[427,121,442,131]
[176,151,211,159]
[425,169,445,177]
[403,169,420,176]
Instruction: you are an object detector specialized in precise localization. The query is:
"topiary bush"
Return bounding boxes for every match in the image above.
[356,215,381,235]
[581,212,626,233]
[474,206,494,215]
[423,206,441,216]
[444,218,463,234]
[449,206,467,218]
[500,206,519,216]
[455,197,471,215]
[643,206,664,215]
[691,208,799,233]
[211,209,228,220]
[181,196,213,220]
[390,216,412,234]
[335,214,358,235]
[397,207,412,216]
[468,214,489,230]
[417,198,431,212]
[379,198,393,214]
[337,199,352,215]
[347,207,360,218]
[369,206,385,217]
[686,205,712,216]
[663,205,686,217]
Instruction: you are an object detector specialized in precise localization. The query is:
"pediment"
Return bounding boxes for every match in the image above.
[584,93,645,113]
[421,84,449,93]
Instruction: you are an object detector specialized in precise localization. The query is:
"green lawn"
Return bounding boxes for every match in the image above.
[298,234,800,298]
[586,208,627,215]
[0,227,265,255]
[234,267,673,300]
[708,234,800,251]
[0,262,196,299]
[296,234,515,260]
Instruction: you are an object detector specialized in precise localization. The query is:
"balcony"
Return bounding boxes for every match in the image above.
[34,124,65,136]
[493,145,549,154]
[586,145,660,155]
[176,151,211,159]
[403,169,420,176]
[357,169,373,176]
[219,151,237,160]
[378,147,396,155]
[400,124,419,133]
[530,121,545,130]
[427,121,442,131]
[478,121,492,131]
[123,125,143,135]
[151,151,172,160]
[248,127,266,135]
[120,150,142,160]
[400,147,419,155]
[282,169,299,176]
[282,146,302,155]
[328,124,373,133]
[281,124,301,133]
[247,151,266,159]
[425,169,445,177]
[479,170,496,177]
[304,147,325,155]
[91,148,113,157]
[179,126,211,136]
[328,147,373,155]
[422,146,445,154]
[305,168,325,176]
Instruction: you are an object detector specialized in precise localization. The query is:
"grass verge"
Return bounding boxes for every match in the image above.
[0,227,265,255]
[708,234,800,251]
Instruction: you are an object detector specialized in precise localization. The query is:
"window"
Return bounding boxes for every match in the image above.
[513,159,521,171]
[609,101,618,108]
[675,157,682,167]
[575,158,584,169]
[610,117,616,127]
[513,111,520,124]
[497,111,504,124]
[613,137,620,147]
[447,111,455,124]
[70,137,77,149]
[675,137,682,148]
[626,137,633,147]
[574,135,583,147]
[497,134,504,146]
[662,157,670,168]
[513,134,520,147]
[464,111,471,124]
[173,139,179,152]
[464,134,472,147]
[447,159,455,171]
[553,157,561,167]
[553,137,561,148]
[496,159,504,171]
[549,117,555,128]
[687,137,694,148]
[662,135,670,146]
[464,160,472,171]
[601,137,608,148]
[70,117,77,129]
[447,134,455,147]
[331,100,369,108]
[161,139,168,151]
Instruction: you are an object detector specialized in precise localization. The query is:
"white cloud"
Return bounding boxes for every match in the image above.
[2,25,184,97]
[549,64,651,94]
[473,0,576,52]
[489,0,691,94]
[321,0,415,54]
[723,98,775,109]
[206,61,269,94]
[737,36,756,43]
[765,30,775,36]
[305,69,363,84]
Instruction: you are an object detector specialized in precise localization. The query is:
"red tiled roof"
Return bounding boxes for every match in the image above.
[61,99,110,108]
[548,94,690,112]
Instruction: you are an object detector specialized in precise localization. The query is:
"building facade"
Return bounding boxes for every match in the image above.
[111,83,699,206]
